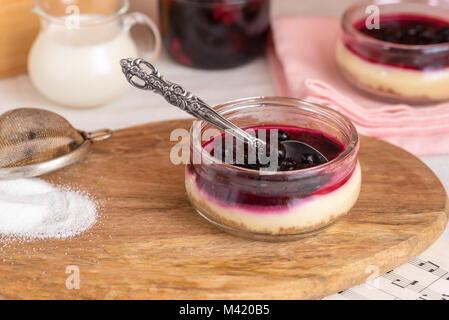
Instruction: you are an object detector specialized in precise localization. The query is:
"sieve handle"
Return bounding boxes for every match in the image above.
[82,129,113,143]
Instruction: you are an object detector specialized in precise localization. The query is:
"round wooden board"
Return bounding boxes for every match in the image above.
[0,119,447,300]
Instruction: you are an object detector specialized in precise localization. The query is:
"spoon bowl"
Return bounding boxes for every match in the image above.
[281,140,328,165]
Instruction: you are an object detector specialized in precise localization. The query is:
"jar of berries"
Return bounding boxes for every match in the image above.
[159,0,270,69]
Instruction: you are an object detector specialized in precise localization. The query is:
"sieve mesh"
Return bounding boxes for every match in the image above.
[0,108,85,168]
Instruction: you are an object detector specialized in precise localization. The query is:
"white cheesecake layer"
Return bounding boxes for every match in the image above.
[186,162,362,235]
[336,41,449,101]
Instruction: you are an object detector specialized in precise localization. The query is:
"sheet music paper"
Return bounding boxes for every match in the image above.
[324,238,449,300]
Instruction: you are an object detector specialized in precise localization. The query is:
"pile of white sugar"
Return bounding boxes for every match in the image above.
[0,178,97,240]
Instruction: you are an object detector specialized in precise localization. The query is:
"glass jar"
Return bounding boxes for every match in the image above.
[159,0,270,69]
[185,97,361,241]
[336,0,449,104]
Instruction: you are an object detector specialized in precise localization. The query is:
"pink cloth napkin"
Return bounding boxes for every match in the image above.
[268,16,449,156]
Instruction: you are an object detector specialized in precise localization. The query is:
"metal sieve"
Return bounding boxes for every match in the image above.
[0,108,112,179]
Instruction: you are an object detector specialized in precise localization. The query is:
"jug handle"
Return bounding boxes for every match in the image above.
[124,12,162,64]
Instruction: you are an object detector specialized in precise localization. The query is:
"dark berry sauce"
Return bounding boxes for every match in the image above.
[187,126,350,210]
[357,14,449,45]
[159,0,270,69]
[345,14,449,70]
[203,125,344,172]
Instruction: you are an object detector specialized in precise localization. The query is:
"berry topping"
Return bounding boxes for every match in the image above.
[188,126,348,207]
[206,125,343,172]
[280,158,297,171]
[358,15,449,45]
[345,14,449,70]
[278,129,289,141]
[301,153,315,166]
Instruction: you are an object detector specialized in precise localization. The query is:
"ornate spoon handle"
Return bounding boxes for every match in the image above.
[120,58,264,147]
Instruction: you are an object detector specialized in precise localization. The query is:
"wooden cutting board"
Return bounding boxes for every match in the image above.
[0,119,447,300]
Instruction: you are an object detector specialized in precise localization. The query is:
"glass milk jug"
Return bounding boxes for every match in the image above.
[28,0,161,108]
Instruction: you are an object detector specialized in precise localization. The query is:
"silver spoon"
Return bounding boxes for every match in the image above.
[119,58,327,164]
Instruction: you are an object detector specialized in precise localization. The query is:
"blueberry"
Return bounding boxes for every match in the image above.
[420,29,433,41]
[394,30,403,40]
[383,33,397,43]
[280,158,297,171]
[408,27,419,37]
[437,26,449,43]
[277,142,286,161]
[277,130,289,141]
[301,153,315,166]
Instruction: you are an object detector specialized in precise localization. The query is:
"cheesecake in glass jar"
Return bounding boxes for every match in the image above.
[185,97,361,241]
[336,0,449,103]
